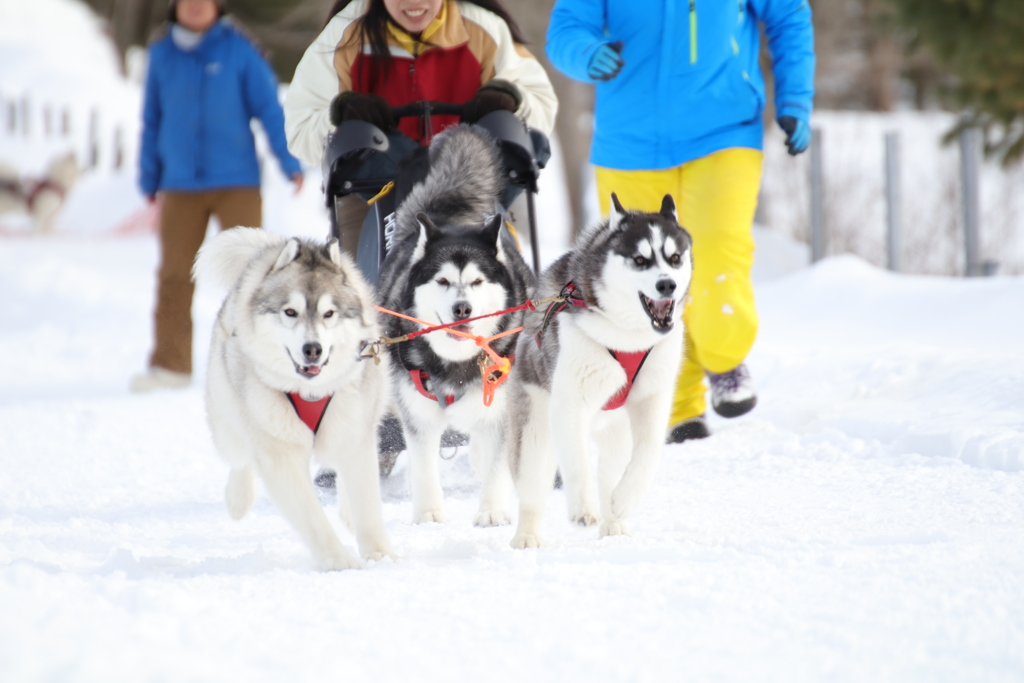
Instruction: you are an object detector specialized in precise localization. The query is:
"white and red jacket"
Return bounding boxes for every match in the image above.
[285,0,558,165]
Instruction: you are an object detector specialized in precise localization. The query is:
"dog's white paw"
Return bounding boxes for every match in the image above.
[415,509,449,524]
[318,549,362,571]
[362,548,397,563]
[599,519,631,538]
[224,468,255,520]
[510,532,544,549]
[570,509,600,527]
[474,509,512,527]
[610,484,644,519]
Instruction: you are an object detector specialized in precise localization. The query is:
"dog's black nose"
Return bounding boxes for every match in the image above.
[656,279,677,297]
[452,301,472,320]
[302,342,322,362]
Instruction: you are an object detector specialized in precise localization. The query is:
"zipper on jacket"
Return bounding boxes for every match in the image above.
[689,0,697,64]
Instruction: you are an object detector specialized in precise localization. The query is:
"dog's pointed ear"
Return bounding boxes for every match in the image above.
[483,213,507,264]
[412,212,438,263]
[660,194,678,223]
[483,213,502,245]
[609,193,626,231]
[272,238,301,271]
[326,239,346,275]
[417,212,440,239]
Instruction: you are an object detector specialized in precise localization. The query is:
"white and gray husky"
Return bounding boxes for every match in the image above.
[510,194,693,548]
[0,152,79,234]
[194,228,393,570]
[376,125,533,526]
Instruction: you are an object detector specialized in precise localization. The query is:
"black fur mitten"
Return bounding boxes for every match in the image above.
[461,79,522,124]
[328,91,395,131]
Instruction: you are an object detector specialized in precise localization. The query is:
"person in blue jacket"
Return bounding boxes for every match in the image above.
[546,0,815,442]
[132,0,304,392]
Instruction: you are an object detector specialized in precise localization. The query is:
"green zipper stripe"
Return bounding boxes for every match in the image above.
[689,0,697,64]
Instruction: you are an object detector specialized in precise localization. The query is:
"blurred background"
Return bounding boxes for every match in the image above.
[2,0,1022,274]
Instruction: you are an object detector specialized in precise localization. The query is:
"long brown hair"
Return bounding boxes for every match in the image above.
[324,0,527,89]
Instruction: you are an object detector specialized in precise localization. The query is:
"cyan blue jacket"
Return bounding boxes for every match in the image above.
[547,0,815,170]
[139,20,301,196]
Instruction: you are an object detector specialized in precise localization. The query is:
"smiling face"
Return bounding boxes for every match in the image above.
[382,0,444,35]
[175,0,220,32]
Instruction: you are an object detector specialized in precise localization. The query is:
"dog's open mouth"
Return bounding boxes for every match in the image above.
[640,293,675,332]
[288,350,326,378]
[296,363,322,377]
[446,322,472,341]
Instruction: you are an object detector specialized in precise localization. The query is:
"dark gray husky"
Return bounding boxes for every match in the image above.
[377,124,534,526]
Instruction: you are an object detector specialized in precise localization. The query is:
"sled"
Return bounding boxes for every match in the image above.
[320,101,550,282]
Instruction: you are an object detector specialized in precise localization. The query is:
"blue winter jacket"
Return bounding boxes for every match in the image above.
[139,20,302,196]
[547,0,815,170]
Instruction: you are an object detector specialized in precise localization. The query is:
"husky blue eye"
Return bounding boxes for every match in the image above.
[284,308,297,317]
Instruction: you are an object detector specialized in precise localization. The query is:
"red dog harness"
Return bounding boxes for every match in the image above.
[287,393,333,433]
[536,281,652,411]
[410,369,456,407]
[25,179,67,211]
[409,353,515,408]
[602,349,652,411]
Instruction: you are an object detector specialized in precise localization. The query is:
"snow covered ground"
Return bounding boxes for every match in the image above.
[3,0,1024,680]
[2,231,1023,682]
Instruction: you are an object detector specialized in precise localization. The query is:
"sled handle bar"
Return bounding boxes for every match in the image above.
[392,101,464,119]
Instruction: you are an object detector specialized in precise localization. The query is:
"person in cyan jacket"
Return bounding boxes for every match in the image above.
[546,0,815,442]
[132,0,303,392]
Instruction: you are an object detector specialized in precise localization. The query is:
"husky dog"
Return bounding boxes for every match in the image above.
[194,228,393,570]
[0,153,79,234]
[377,125,533,525]
[509,194,693,548]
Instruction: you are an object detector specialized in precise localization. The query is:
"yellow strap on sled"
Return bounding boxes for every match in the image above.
[504,221,522,251]
[367,181,395,206]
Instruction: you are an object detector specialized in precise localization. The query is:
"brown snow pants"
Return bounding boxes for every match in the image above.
[148,188,262,375]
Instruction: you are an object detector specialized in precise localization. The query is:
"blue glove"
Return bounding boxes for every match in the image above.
[587,41,624,81]
[778,116,811,156]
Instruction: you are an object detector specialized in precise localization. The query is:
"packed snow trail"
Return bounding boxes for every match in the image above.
[1,235,1022,682]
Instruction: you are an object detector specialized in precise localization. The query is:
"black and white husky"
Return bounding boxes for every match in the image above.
[510,194,693,547]
[376,125,534,525]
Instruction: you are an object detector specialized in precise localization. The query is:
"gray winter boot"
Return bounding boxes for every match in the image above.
[707,363,757,418]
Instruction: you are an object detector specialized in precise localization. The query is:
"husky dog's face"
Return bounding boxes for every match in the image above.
[408,213,512,362]
[600,193,693,334]
[250,239,371,385]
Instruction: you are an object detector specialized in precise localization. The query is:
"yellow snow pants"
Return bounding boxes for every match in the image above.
[595,147,763,426]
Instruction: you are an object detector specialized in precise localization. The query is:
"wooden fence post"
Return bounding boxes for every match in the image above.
[810,127,826,263]
[884,131,901,272]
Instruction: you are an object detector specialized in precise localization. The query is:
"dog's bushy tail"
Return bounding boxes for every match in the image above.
[395,125,504,240]
[192,227,284,288]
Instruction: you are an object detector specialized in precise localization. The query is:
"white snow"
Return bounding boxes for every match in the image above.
[2,1,1024,681]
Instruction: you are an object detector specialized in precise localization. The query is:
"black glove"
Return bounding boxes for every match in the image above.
[462,79,522,124]
[329,91,395,131]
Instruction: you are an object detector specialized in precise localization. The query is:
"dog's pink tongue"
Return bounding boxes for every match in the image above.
[652,300,673,318]
[304,365,321,376]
